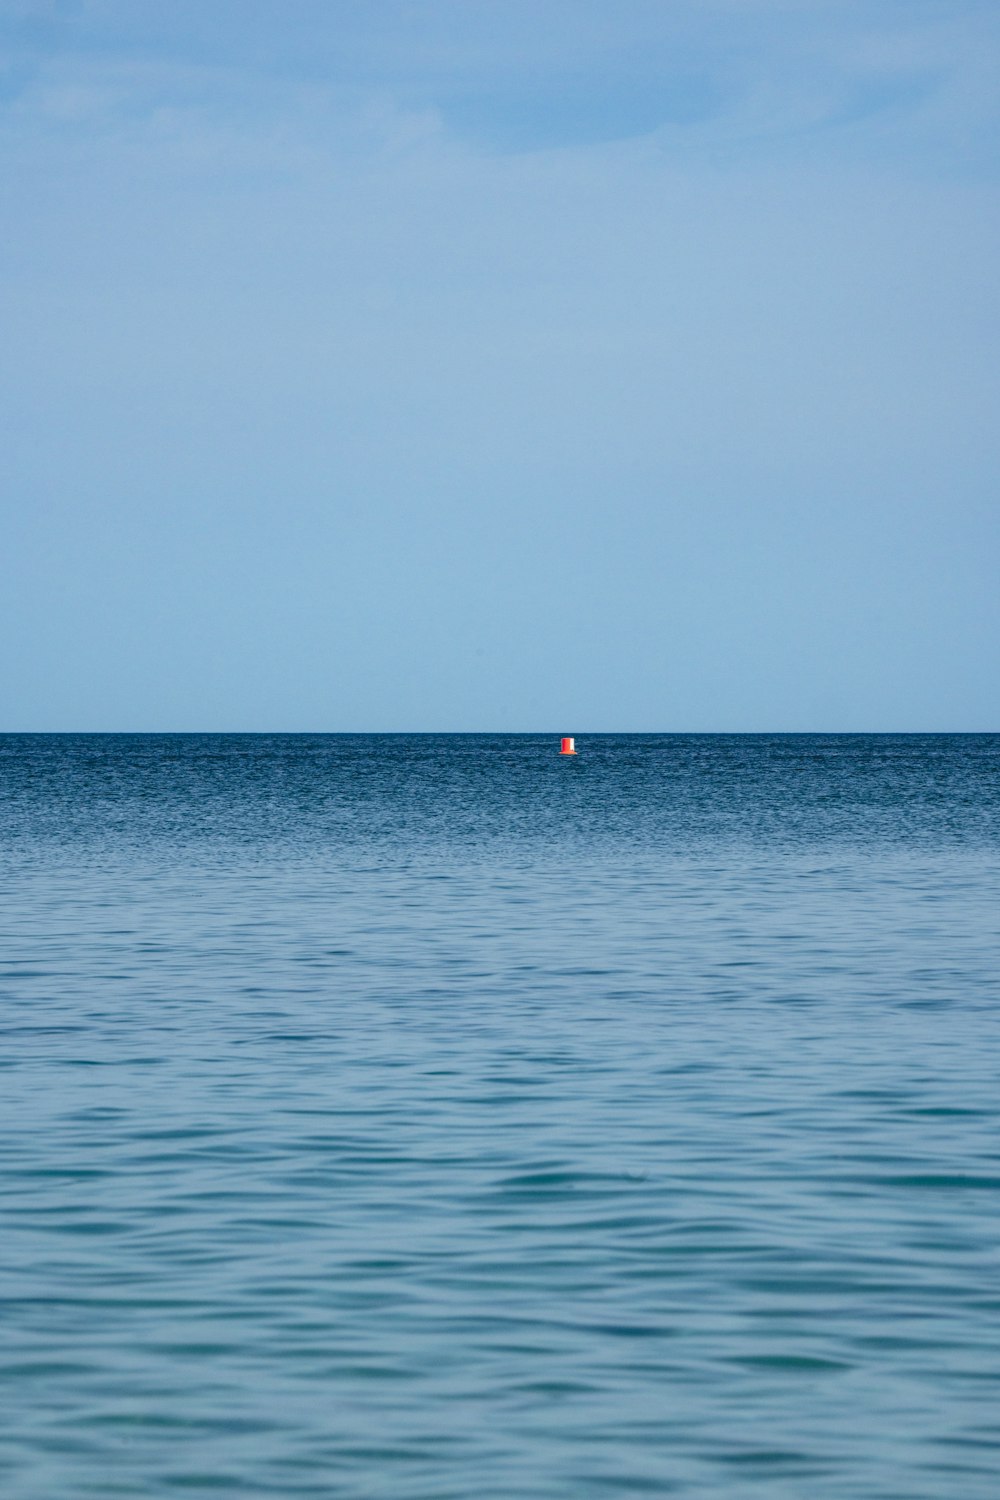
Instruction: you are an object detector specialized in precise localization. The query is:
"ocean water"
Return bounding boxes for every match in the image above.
[1,733,999,1499]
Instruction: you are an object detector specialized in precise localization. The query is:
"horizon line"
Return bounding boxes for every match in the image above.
[2,729,997,738]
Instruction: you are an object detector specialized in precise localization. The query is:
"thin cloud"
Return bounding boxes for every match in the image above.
[1,0,997,164]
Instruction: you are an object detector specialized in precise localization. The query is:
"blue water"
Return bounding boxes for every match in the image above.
[2,734,999,1498]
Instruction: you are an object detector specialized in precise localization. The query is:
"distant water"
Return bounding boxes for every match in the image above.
[2,734,999,1499]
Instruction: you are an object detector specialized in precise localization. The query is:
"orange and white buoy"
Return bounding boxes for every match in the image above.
[560,737,576,755]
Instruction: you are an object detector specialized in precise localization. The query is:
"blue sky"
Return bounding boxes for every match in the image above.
[2,0,998,729]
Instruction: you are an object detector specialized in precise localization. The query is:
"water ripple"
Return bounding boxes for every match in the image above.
[1,735,999,1497]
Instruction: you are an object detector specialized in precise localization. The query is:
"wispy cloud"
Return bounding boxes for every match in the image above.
[2,0,998,166]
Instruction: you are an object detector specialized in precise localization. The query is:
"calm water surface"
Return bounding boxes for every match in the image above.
[1,734,999,1498]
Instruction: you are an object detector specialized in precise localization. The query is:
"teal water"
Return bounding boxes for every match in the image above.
[1,734,999,1498]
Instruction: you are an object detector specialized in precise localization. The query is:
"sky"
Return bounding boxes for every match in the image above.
[1,0,998,730]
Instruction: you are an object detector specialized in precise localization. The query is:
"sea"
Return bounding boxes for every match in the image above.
[1,733,999,1499]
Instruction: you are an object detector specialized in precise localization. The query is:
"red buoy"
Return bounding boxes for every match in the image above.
[560,737,576,755]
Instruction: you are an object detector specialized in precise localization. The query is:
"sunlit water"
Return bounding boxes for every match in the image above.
[2,734,999,1498]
